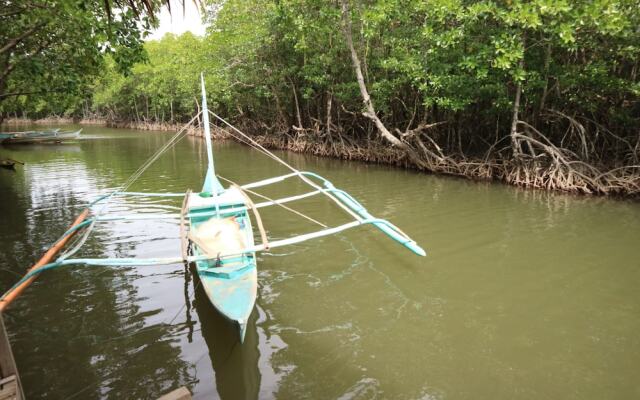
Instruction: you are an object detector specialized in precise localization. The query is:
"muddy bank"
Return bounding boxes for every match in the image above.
[187,125,640,198]
[105,119,197,133]
[5,117,637,197]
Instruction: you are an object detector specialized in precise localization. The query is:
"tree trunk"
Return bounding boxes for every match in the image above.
[326,91,333,136]
[289,78,303,129]
[133,97,140,122]
[339,0,405,149]
[510,57,524,158]
[194,97,201,130]
[537,43,551,120]
[271,86,287,126]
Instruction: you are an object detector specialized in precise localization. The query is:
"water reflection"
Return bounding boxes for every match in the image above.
[1,125,639,399]
[192,264,261,399]
[1,132,197,399]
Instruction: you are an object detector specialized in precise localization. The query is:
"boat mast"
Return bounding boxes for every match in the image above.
[200,73,216,194]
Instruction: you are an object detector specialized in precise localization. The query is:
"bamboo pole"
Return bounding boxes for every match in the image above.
[180,190,192,262]
[0,209,90,313]
[232,184,270,250]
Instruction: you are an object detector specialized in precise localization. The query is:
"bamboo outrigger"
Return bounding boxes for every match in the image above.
[0,75,426,343]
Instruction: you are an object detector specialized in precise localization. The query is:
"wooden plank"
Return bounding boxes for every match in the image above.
[0,376,15,387]
[157,387,191,400]
[0,315,23,400]
[0,378,17,400]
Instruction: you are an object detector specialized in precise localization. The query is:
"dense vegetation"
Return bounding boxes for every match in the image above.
[2,0,639,195]
[0,0,170,118]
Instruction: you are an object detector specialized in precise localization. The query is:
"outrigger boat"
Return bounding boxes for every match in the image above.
[0,128,59,138]
[2,128,81,144]
[0,75,425,342]
[0,159,24,170]
[0,160,16,170]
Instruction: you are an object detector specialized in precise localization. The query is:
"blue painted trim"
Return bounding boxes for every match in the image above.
[200,263,255,279]
[297,171,427,256]
[53,219,94,245]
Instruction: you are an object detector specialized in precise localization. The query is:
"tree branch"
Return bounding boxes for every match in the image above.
[0,23,45,55]
[0,88,70,99]
[339,0,405,149]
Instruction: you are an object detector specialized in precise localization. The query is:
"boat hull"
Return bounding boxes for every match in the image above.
[0,161,16,170]
[187,188,257,342]
[2,129,80,144]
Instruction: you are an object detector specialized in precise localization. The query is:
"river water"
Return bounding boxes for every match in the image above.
[0,126,639,399]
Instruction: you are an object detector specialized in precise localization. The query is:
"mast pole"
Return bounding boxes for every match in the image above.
[200,73,216,193]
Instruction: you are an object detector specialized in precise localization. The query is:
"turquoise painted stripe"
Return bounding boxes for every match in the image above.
[298,171,427,256]
[199,263,255,279]
[115,191,186,197]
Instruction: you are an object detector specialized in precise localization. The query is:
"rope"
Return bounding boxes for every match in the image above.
[57,114,201,263]
[1,262,63,299]
[119,113,201,192]
[208,110,364,223]
[217,174,327,228]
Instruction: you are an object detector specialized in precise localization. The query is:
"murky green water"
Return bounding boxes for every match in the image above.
[0,125,639,399]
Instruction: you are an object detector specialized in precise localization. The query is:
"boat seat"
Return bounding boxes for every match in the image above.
[199,260,255,279]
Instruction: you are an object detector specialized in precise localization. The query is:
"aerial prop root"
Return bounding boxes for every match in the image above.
[198,112,638,196]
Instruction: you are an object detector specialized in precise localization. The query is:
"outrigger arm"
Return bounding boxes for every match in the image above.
[240,171,426,256]
[85,170,427,258]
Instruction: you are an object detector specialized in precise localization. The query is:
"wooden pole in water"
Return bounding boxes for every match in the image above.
[0,209,90,313]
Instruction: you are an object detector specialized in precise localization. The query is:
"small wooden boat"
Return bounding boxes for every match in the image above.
[0,160,16,169]
[0,159,23,170]
[0,128,59,138]
[0,128,59,143]
[187,189,257,341]
[2,129,81,144]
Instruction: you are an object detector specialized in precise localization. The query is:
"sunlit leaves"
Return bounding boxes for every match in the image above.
[0,0,158,118]
[33,0,638,146]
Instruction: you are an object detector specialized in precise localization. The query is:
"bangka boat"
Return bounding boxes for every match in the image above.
[0,160,16,170]
[0,128,60,140]
[2,128,81,144]
[0,158,24,170]
[0,75,426,343]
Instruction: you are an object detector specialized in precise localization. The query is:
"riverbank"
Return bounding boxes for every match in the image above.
[188,123,640,198]
[3,117,638,197]
[2,117,202,136]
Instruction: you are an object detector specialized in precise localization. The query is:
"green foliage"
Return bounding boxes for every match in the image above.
[9,0,639,163]
[0,0,158,119]
[93,33,205,121]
